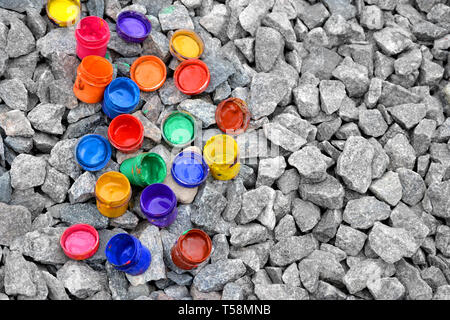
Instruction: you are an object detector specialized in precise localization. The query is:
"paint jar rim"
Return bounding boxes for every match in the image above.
[60,223,99,260]
[108,114,144,150]
[173,59,210,95]
[95,171,132,207]
[74,134,112,171]
[171,151,209,188]
[78,55,114,87]
[160,111,197,148]
[203,134,240,166]
[46,0,81,27]
[176,229,212,264]
[105,233,139,268]
[169,29,204,61]
[140,183,177,217]
[215,97,251,135]
[116,11,152,43]
[130,55,167,92]
[75,16,110,46]
[104,77,140,110]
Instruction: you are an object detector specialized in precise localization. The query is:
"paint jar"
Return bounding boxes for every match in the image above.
[171,229,212,270]
[75,16,110,59]
[73,55,114,104]
[60,224,99,260]
[108,114,144,154]
[140,183,178,228]
[130,55,167,92]
[105,233,151,276]
[169,29,204,61]
[203,134,240,181]
[75,134,112,171]
[95,171,132,218]
[120,153,167,187]
[161,111,197,148]
[174,59,210,95]
[46,0,80,27]
[116,11,152,43]
[102,77,140,119]
[216,98,251,135]
[171,151,209,188]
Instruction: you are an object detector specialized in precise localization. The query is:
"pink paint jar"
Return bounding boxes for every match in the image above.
[75,16,111,60]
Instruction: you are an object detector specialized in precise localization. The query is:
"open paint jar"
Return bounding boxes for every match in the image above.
[169,29,204,61]
[203,134,240,181]
[108,114,144,154]
[120,153,167,187]
[130,55,167,92]
[174,59,210,95]
[75,134,111,171]
[105,233,151,276]
[102,77,140,119]
[73,55,114,104]
[116,11,152,43]
[171,229,212,270]
[140,183,178,228]
[216,98,251,135]
[161,111,197,148]
[75,16,110,59]
[60,224,99,260]
[95,171,132,218]
[46,0,80,27]
[171,151,209,188]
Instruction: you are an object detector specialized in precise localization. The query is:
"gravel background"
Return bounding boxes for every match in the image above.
[0,0,449,300]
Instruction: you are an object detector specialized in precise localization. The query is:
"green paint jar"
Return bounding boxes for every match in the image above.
[161,111,197,148]
[119,153,167,187]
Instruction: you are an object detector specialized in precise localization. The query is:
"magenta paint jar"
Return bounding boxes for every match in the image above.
[75,16,111,59]
[140,183,178,228]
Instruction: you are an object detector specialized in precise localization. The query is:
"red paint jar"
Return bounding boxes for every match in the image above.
[215,97,251,135]
[174,59,210,95]
[60,224,99,260]
[108,114,144,153]
[171,229,212,270]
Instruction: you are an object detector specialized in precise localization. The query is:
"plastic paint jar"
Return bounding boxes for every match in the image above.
[216,98,251,135]
[46,0,80,27]
[75,134,111,171]
[108,114,144,154]
[116,11,152,43]
[203,134,240,181]
[171,229,212,270]
[95,171,132,218]
[161,111,197,148]
[102,77,140,119]
[105,233,151,276]
[75,16,110,59]
[174,59,210,95]
[171,151,209,188]
[140,183,178,228]
[120,153,167,187]
[73,55,113,104]
[130,55,167,92]
[169,29,204,61]
[60,224,99,260]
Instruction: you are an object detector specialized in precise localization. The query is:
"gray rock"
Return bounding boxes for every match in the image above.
[107,32,142,57]
[263,122,307,152]
[0,79,28,111]
[335,225,367,256]
[193,259,246,292]
[10,154,46,190]
[373,27,413,56]
[4,136,33,154]
[298,2,329,29]
[5,18,35,58]
[255,27,284,73]
[203,54,235,94]
[269,234,318,267]
[262,11,296,47]
[40,166,70,203]
[292,198,321,233]
[312,209,342,243]
[57,261,104,299]
[299,250,345,290]
[33,132,58,153]
[343,196,391,229]
[62,114,103,139]
[293,78,320,118]
[276,169,300,195]
[0,203,31,246]
[379,81,422,107]
[358,109,388,137]
[59,203,109,229]
[36,28,76,58]
[238,0,274,36]
[256,156,286,187]
[178,99,216,128]
[395,259,433,300]
[158,4,194,31]
[255,283,309,300]
[419,58,444,87]
[0,110,35,137]
[389,103,427,130]
[436,225,450,258]
[343,259,384,294]
[367,277,405,300]
[319,80,346,115]
[397,168,426,206]
[234,37,255,63]
[105,262,128,300]
[0,171,11,203]
[384,134,416,171]
[274,214,297,241]
[48,139,82,180]
[158,78,189,105]
[41,271,70,300]
[222,282,244,300]
[332,57,370,98]
[413,119,437,156]
[427,180,450,219]
[191,184,228,233]
[4,251,38,297]
[237,186,275,227]
[229,223,269,247]
[289,146,331,183]
[433,285,450,300]
[68,171,96,204]
[390,202,429,244]
[421,266,447,292]
[369,171,403,206]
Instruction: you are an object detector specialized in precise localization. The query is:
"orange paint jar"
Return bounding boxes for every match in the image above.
[73,55,114,104]
[171,229,212,270]
[215,98,251,135]
[130,55,167,92]
[95,171,131,218]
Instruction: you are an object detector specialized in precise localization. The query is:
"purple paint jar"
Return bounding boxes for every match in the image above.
[140,183,178,228]
[116,11,151,43]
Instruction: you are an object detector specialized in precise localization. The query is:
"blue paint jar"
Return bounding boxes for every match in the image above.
[75,134,111,171]
[171,151,209,188]
[102,77,140,119]
[105,233,151,276]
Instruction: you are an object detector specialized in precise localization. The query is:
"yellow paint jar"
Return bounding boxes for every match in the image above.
[169,29,204,61]
[203,135,241,181]
[95,171,131,218]
[46,0,81,27]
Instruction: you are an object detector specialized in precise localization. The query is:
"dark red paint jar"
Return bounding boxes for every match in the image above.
[108,114,144,153]
[174,59,210,95]
[215,97,251,135]
[171,229,212,270]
